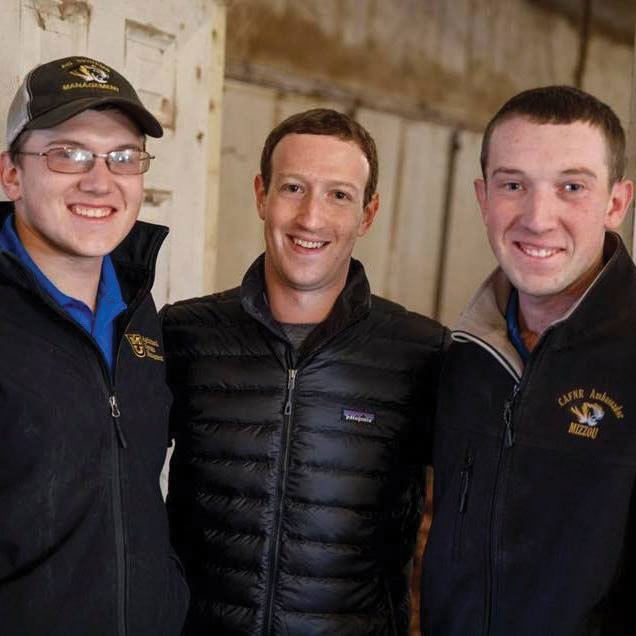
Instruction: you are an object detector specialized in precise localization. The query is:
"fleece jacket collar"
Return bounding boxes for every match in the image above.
[453,232,628,380]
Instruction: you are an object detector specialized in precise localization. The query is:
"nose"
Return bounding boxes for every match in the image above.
[520,186,558,233]
[77,156,113,195]
[295,191,324,231]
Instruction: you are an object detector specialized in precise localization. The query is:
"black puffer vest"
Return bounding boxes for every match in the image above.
[163,255,445,635]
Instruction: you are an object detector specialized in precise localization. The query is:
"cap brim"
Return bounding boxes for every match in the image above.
[23,96,163,138]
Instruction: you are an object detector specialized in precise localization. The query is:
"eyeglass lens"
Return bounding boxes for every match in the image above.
[47,148,151,175]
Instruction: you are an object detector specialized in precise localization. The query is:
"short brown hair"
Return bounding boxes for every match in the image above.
[480,85,626,185]
[260,108,378,206]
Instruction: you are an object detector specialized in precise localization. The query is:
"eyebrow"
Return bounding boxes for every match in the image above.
[560,168,598,180]
[278,173,360,193]
[491,167,598,180]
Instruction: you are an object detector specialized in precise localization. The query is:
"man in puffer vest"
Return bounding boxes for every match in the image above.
[421,87,636,634]
[0,57,189,635]
[163,109,446,635]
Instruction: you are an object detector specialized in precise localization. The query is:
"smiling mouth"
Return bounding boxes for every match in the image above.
[69,204,114,219]
[515,242,562,259]
[291,236,327,250]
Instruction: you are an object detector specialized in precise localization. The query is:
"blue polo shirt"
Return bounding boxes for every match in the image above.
[506,288,530,364]
[0,214,127,371]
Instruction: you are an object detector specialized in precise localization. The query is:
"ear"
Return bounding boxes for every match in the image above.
[604,178,634,230]
[0,151,23,202]
[474,178,488,222]
[357,192,379,237]
[254,174,267,220]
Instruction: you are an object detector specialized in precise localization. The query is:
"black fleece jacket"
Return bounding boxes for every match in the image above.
[422,233,636,635]
[0,202,188,635]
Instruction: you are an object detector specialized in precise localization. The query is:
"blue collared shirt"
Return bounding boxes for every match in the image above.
[0,214,127,371]
[506,287,530,364]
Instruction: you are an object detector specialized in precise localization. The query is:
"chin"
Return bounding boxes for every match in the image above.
[511,276,567,299]
[285,278,323,292]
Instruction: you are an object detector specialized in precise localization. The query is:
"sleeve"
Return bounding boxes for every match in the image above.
[420,325,451,467]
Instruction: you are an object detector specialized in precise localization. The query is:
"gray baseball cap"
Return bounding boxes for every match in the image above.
[6,56,163,146]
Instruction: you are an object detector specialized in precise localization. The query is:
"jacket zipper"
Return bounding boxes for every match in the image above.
[454,327,553,635]
[105,277,164,636]
[263,367,297,636]
[503,384,519,449]
[483,382,519,636]
[110,394,127,636]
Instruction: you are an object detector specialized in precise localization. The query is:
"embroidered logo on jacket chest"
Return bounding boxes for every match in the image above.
[342,409,375,424]
[557,387,624,440]
[125,333,164,362]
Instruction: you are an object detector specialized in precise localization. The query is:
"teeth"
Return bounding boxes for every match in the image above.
[293,238,325,249]
[71,205,112,218]
[519,244,559,258]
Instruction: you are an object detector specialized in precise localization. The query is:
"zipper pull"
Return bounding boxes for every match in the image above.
[283,369,297,416]
[458,452,473,512]
[109,395,128,448]
[109,395,121,418]
[503,385,519,448]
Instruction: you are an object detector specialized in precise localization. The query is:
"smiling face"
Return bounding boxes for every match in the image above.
[475,117,632,310]
[0,108,144,274]
[255,133,378,311]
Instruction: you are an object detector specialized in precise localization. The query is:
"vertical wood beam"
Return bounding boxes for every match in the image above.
[204,2,227,292]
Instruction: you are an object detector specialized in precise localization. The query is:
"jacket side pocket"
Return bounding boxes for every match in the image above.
[452,445,473,560]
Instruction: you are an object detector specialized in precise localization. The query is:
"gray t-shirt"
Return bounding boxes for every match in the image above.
[279,322,318,350]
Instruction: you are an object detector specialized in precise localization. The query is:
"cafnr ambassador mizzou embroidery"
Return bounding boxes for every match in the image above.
[557,387,624,440]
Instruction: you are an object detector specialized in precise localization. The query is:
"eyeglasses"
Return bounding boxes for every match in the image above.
[16,147,154,175]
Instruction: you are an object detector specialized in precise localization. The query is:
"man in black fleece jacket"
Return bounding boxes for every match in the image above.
[421,86,635,635]
[0,56,188,635]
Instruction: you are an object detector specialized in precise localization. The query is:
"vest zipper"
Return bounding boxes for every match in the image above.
[258,313,367,634]
[263,367,297,636]
[283,369,297,416]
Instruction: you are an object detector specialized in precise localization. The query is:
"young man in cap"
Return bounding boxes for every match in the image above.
[421,86,635,634]
[162,109,446,635]
[0,57,188,635]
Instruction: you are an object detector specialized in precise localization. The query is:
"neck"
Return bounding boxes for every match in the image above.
[264,268,344,325]
[517,259,603,352]
[15,223,102,311]
[266,284,340,324]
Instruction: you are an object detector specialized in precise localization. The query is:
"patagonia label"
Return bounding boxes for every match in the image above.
[342,409,375,424]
